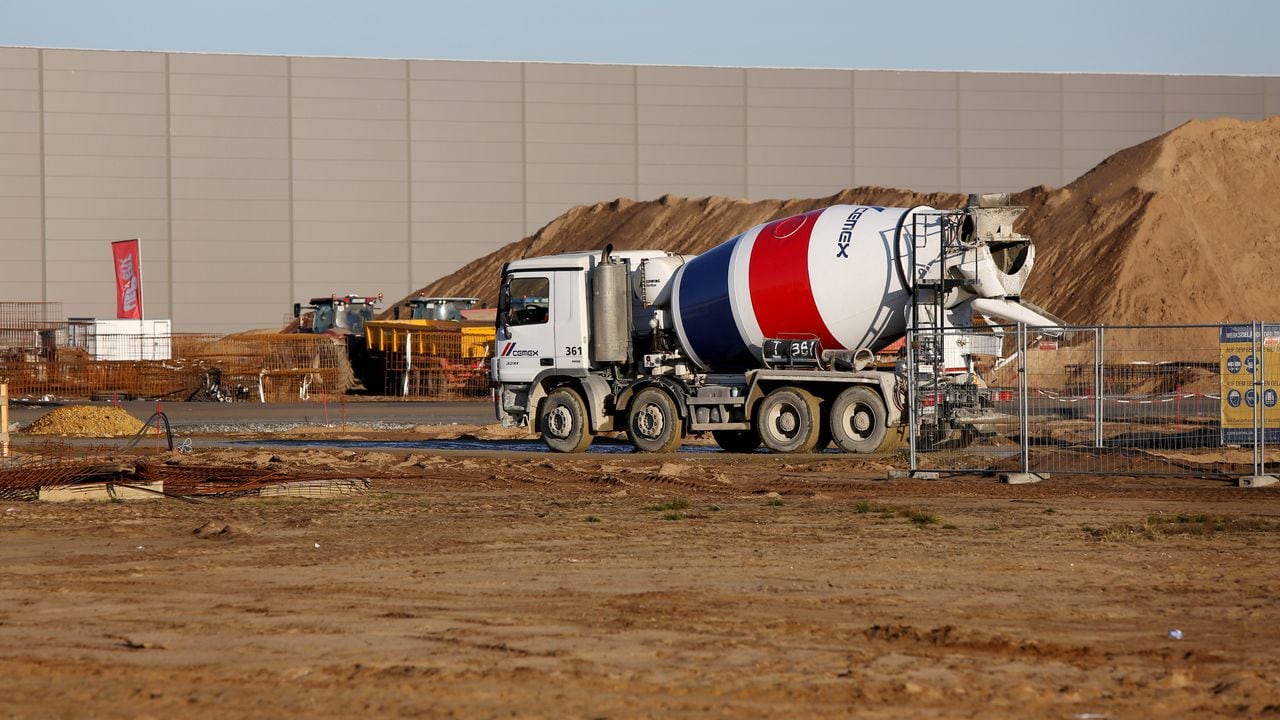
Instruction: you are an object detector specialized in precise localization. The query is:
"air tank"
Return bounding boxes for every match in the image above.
[668,204,946,372]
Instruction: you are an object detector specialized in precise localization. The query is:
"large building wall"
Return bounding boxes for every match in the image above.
[1,47,1277,333]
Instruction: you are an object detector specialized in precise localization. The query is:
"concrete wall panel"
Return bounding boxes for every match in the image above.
[414,201,522,223]
[749,86,849,109]
[748,145,849,168]
[170,73,287,96]
[412,181,522,204]
[0,49,42,301]
[749,106,851,128]
[525,102,633,125]
[749,68,849,89]
[411,100,522,122]
[411,60,521,82]
[857,71,955,91]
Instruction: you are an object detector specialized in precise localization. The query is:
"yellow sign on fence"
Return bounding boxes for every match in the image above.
[1220,324,1280,444]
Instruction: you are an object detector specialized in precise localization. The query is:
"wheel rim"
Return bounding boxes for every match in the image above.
[849,404,880,438]
[634,403,665,440]
[766,402,802,441]
[839,402,877,441]
[546,404,573,439]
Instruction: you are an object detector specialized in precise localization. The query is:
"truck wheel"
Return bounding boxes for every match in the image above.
[829,386,891,453]
[539,387,593,453]
[756,387,822,453]
[627,387,684,453]
[712,430,760,453]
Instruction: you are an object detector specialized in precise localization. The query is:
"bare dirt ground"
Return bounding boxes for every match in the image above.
[3,412,1280,718]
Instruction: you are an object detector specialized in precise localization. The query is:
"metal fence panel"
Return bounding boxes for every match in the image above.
[909,324,1267,479]
[908,324,1025,474]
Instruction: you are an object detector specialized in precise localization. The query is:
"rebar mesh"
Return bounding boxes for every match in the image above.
[0,302,65,352]
[0,441,367,500]
[380,328,492,399]
[0,332,354,403]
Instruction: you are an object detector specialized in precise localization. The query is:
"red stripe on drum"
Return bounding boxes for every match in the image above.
[747,208,840,349]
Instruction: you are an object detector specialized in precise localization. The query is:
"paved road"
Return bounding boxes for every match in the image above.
[6,399,495,430]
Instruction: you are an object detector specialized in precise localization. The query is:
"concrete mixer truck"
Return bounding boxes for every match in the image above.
[492,193,1061,454]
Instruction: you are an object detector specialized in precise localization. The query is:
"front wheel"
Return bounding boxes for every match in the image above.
[627,387,684,453]
[756,386,822,453]
[539,387,593,453]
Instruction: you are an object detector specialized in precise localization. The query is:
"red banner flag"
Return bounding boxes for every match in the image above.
[111,239,144,319]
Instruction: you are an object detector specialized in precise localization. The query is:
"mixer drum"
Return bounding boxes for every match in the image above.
[669,204,942,372]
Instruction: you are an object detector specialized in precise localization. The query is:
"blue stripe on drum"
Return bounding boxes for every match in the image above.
[673,236,758,371]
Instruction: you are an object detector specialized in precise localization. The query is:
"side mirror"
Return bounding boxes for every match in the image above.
[292,302,302,318]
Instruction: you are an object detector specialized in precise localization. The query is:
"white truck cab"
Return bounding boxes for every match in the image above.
[494,248,678,449]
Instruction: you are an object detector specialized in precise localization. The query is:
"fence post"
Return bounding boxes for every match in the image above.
[1235,321,1279,487]
[1,381,9,459]
[906,328,917,473]
[1018,322,1030,475]
[1094,326,1104,449]
[1256,321,1264,478]
[402,332,412,397]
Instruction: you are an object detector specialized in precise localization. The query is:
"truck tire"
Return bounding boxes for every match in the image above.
[539,387,593,453]
[829,386,892,454]
[756,386,822,453]
[627,387,684,453]
[712,430,760,453]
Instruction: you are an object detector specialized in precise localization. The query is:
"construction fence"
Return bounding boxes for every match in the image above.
[0,332,356,403]
[908,323,1273,480]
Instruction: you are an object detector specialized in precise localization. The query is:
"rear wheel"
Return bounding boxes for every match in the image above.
[829,386,893,453]
[712,429,760,453]
[627,387,684,453]
[539,387,593,453]
[756,387,822,453]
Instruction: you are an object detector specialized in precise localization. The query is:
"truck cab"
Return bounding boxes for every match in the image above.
[494,249,676,448]
[294,294,383,335]
[494,253,591,386]
[404,296,480,322]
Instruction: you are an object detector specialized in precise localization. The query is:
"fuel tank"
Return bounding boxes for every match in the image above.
[668,204,945,372]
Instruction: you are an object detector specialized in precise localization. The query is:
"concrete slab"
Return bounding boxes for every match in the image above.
[257,478,369,498]
[39,481,164,502]
[1238,475,1279,488]
[1001,473,1049,485]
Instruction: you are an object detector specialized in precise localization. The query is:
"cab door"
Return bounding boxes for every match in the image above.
[495,272,556,383]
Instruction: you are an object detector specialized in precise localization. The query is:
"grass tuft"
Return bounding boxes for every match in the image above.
[908,511,940,527]
[583,515,601,523]
[1085,512,1280,541]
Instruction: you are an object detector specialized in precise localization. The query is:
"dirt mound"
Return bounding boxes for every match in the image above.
[397,117,1280,327]
[21,405,146,437]
[392,187,963,314]
[1019,116,1280,324]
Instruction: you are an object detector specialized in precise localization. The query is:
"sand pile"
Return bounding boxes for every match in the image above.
[21,406,146,437]
[1018,116,1280,324]
[398,117,1280,327]
[393,187,963,314]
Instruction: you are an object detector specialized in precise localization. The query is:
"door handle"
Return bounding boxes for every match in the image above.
[540,358,553,366]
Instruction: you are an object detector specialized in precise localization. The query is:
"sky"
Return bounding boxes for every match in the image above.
[1,0,1277,76]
